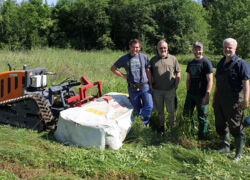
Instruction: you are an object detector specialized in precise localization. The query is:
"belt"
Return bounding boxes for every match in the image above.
[128,82,148,87]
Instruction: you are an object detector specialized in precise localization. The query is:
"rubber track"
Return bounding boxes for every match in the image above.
[0,94,56,132]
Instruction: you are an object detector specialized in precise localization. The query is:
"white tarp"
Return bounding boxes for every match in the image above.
[54,92,134,150]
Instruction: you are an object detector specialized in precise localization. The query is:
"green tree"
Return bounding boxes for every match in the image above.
[50,0,74,48]
[0,0,21,49]
[206,0,249,58]
[52,0,111,50]
[108,0,163,52]
[0,0,210,53]
[153,0,209,54]
[202,0,214,9]
[19,0,52,49]
[0,0,53,50]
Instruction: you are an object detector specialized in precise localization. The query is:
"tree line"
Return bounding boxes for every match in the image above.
[0,0,249,58]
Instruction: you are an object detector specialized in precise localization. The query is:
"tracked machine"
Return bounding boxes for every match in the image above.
[0,64,103,132]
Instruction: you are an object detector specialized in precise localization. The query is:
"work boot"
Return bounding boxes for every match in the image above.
[217,133,230,154]
[232,136,244,162]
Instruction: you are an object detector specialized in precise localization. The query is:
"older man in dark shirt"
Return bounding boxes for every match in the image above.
[213,38,250,161]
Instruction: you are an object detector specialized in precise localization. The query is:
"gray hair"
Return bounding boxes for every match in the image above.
[157,40,168,47]
[223,38,237,49]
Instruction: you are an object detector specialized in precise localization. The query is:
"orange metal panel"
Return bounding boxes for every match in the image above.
[0,71,25,101]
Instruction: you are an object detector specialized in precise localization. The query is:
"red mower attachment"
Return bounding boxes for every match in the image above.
[66,76,103,107]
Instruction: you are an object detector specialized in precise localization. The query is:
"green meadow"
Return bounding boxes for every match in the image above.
[0,48,249,179]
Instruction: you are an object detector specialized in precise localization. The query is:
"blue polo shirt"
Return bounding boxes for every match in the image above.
[215,55,250,92]
[114,53,150,84]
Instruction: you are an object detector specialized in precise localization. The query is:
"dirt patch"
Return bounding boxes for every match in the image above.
[84,169,139,180]
[178,137,198,149]
[0,161,45,178]
[106,169,137,180]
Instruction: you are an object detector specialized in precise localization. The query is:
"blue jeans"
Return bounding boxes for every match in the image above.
[128,84,153,124]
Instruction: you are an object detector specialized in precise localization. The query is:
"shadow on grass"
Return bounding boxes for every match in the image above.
[40,131,58,142]
[124,115,166,146]
[171,148,202,164]
[124,113,223,152]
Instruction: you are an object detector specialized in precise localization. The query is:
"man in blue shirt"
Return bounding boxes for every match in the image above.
[110,39,153,125]
[213,38,250,161]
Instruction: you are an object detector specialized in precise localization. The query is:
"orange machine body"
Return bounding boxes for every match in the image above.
[0,71,25,101]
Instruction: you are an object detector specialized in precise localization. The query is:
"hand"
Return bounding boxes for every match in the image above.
[240,100,249,110]
[202,93,210,105]
[174,83,179,90]
[149,84,153,92]
[122,74,127,80]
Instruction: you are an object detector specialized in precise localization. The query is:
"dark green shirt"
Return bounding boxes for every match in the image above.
[186,57,213,96]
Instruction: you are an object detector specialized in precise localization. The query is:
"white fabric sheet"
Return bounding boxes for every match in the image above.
[54,92,134,150]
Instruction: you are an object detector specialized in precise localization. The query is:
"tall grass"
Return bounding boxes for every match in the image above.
[0,48,249,179]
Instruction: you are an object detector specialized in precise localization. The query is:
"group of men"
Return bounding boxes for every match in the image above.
[110,38,249,161]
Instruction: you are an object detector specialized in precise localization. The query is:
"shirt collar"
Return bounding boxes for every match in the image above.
[222,54,238,64]
[231,54,239,62]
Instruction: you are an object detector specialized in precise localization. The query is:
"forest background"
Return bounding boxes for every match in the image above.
[0,0,249,59]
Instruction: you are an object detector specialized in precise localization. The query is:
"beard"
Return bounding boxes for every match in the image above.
[195,53,202,58]
[159,51,168,58]
[194,52,201,56]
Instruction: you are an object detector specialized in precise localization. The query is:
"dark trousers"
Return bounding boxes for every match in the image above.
[183,93,208,139]
[214,93,244,138]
